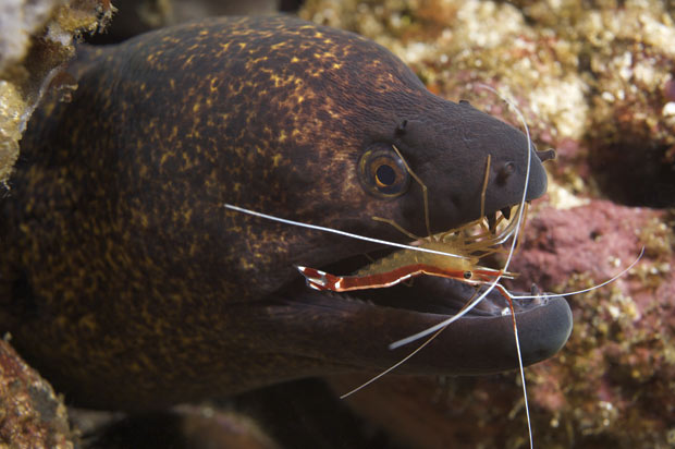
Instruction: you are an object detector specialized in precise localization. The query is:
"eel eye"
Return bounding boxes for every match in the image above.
[358,146,410,197]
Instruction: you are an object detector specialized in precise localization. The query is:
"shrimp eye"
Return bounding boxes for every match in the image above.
[358,145,410,198]
[463,271,472,279]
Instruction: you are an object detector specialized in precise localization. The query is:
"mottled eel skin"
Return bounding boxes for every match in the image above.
[0,16,572,411]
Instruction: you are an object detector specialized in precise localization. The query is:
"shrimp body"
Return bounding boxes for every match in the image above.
[297,248,476,292]
[298,209,520,294]
[353,241,477,277]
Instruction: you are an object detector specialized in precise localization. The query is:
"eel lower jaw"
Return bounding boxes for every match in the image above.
[275,276,573,376]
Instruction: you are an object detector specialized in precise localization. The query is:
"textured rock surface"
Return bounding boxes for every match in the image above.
[0,0,113,184]
[76,405,281,449]
[0,338,74,449]
[510,202,674,448]
[90,0,280,42]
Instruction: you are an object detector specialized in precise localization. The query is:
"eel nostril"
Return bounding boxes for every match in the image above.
[395,119,408,136]
[536,148,556,162]
[497,161,516,185]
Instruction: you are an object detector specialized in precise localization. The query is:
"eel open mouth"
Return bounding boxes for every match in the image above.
[277,206,573,376]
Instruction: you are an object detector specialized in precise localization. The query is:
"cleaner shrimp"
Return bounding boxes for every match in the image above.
[223,87,643,448]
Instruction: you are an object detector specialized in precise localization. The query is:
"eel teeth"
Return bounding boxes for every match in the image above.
[487,212,497,231]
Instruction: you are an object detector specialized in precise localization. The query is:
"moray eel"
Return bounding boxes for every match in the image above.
[0,15,571,411]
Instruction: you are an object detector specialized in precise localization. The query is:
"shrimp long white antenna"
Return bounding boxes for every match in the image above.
[339,327,446,399]
[224,204,468,260]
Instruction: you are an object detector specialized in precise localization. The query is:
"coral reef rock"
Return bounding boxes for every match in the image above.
[0,0,113,184]
[0,337,74,449]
